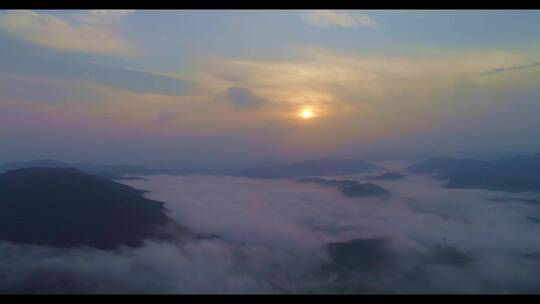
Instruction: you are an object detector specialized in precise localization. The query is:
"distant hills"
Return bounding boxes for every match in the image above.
[6,153,540,194]
[74,162,175,179]
[407,153,540,192]
[320,238,471,285]
[0,159,71,172]
[1,158,382,180]
[231,159,382,179]
[0,159,194,178]
[324,238,393,276]
[366,172,407,181]
[298,177,391,198]
[0,168,174,249]
[407,157,490,176]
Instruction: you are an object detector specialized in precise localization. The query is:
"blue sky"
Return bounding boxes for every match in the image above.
[25,10,540,73]
[1,10,540,167]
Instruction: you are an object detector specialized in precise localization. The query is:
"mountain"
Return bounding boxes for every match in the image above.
[491,153,540,173]
[0,159,71,173]
[450,149,520,161]
[407,154,540,192]
[1,158,379,180]
[0,168,173,249]
[0,159,195,179]
[366,172,407,181]
[298,177,391,198]
[232,159,381,179]
[406,158,491,176]
[325,238,393,274]
[74,162,172,179]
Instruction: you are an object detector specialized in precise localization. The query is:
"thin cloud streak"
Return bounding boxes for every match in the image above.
[482,62,540,75]
[302,10,377,28]
[0,10,134,56]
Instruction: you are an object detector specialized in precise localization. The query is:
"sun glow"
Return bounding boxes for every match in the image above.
[299,109,314,119]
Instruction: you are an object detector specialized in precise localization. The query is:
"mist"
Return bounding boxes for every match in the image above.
[2,170,540,293]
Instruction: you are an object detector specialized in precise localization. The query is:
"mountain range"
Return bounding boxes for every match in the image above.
[0,167,176,249]
[407,153,540,192]
[0,159,194,179]
[298,177,391,198]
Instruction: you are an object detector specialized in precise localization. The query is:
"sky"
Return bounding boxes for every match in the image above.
[1,10,540,168]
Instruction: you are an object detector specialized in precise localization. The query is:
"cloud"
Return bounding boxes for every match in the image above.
[118,173,540,293]
[0,10,134,56]
[76,10,135,26]
[302,10,377,28]
[193,46,540,156]
[157,112,176,124]
[225,86,268,110]
[2,172,540,293]
[0,32,194,96]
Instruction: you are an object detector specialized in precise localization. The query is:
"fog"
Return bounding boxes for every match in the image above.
[2,171,540,293]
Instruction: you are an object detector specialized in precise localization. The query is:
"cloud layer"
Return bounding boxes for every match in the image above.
[0,10,134,56]
[226,86,267,110]
[1,171,540,293]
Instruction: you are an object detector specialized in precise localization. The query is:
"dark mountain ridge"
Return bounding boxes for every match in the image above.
[0,159,194,178]
[367,172,407,181]
[298,177,391,198]
[407,154,540,192]
[0,159,71,173]
[0,168,173,249]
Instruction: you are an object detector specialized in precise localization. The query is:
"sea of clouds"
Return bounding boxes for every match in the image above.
[2,166,540,293]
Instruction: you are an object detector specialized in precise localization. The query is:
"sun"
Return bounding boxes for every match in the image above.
[299,109,314,119]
